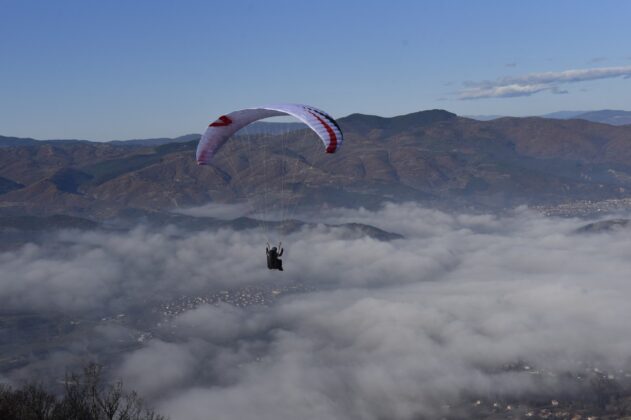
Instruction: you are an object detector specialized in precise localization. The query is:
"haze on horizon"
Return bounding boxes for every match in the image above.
[2,0,631,140]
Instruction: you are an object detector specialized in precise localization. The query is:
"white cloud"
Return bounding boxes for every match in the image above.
[174,202,253,219]
[115,340,199,399]
[3,203,631,418]
[459,65,631,99]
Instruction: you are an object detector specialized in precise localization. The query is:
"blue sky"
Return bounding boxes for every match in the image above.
[2,0,631,140]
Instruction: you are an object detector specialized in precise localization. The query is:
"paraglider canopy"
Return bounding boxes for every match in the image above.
[196,103,343,165]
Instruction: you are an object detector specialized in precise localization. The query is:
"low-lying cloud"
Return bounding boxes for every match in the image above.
[459,65,631,99]
[2,203,631,419]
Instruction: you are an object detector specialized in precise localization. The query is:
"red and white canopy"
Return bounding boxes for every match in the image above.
[196,103,343,165]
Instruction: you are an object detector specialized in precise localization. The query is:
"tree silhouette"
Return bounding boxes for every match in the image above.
[0,363,167,420]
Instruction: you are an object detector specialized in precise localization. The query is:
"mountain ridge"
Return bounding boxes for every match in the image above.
[2,109,631,219]
[467,109,631,126]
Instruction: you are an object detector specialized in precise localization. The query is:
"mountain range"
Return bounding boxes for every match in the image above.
[2,109,631,221]
[0,122,305,149]
[468,109,631,125]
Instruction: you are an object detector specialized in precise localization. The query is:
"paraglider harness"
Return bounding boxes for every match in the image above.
[266,242,284,271]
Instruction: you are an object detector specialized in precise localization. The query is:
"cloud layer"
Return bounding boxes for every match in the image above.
[459,65,631,99]
[3,203,631,419]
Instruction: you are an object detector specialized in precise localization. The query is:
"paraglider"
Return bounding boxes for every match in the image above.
[196,103,344,271]
[266,242,284,271]
[196,103,343,165]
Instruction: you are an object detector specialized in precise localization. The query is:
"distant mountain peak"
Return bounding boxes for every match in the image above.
[340,109,457,131]
[343,109,456,121]
[541,109,631,126]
